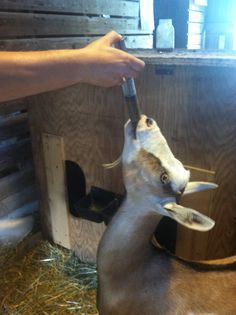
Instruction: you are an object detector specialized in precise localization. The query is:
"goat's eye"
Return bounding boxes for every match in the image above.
[160,172,169,184]
[146,118,153,127]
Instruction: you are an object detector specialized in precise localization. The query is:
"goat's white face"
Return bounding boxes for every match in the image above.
[122,115,217,232]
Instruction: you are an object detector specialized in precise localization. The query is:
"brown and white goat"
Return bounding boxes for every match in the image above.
[97,115,236,315]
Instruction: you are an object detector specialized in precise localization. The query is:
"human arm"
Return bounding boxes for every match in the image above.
[0,31,145,103]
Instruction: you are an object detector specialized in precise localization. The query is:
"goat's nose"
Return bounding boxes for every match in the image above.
[146,117,153,127]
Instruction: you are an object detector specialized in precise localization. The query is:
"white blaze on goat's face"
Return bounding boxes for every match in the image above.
[123,115,190,197]
[122,115,217,232]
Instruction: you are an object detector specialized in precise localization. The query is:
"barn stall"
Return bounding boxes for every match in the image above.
[0,0,235,314]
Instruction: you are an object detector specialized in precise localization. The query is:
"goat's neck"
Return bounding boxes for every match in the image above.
[98,195,162,273]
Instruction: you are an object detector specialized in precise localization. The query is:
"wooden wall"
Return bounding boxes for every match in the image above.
[0,0,153,260]
[28,54,236,261]
[0,99,38,220]
[0,0,154,51]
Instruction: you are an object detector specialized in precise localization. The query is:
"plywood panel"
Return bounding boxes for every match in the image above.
[0,0,139,18]
[29,88,125,194]
[28,89,125,261]
[69,218,106,263]
[28,62,236,260]
[176,166,216,260]
[41,132,107,261]
[137,64,236,259]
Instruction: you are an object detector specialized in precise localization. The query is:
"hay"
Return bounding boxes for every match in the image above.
[0,235,98,315]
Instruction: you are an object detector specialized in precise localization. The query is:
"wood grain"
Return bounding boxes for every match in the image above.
[42,133,71,249]
[28,92,125,261]
[0,185,37,218]
[0,0,153,51]
[176,166,216,260]
[0,35,153,51]
[28,61,236,261]
[0,12,140,38]
[69,218,106,263]
[137,64,236,259]
[0,166,35,201]
[0,138,32,171]
[0,121,29,141]
[0,99,28,115]
[0,0,140,18]
[133,50,236,68]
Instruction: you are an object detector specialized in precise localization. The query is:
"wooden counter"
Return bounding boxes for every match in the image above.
[133,49,236,67]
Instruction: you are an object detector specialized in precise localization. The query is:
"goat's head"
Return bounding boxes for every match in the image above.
[122,115,217,232]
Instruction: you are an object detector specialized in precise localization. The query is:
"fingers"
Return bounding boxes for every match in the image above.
[101,30,123,46]
[99,31,145,72]
[129,56,145,72]
[115,49,145,72]
[123,68,140,79]
[124,53,145,72]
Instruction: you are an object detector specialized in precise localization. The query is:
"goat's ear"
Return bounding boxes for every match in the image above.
[163,203,215,231]
[184,182,218,195]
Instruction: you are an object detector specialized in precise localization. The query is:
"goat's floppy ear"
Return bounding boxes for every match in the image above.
[184,182,218,195]
[163,202,215,231]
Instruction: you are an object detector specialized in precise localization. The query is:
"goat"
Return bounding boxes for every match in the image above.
[97,115,236,315]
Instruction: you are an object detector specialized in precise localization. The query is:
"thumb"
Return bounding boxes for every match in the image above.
[101,31,123,46]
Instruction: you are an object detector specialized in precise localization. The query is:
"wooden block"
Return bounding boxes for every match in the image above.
[42,133,71,249]
[188,22,204,35]
[189,0,206,12]
[188,10,204,23]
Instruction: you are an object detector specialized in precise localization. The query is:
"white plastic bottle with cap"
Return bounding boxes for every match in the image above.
[156,19,175,50]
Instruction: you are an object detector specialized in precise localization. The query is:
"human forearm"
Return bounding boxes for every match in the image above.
[0,31,145,103]
[0,50,86,102]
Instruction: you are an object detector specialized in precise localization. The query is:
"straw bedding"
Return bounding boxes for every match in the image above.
[0,234,98,315]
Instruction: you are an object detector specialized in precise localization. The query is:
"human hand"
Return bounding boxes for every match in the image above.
[77,31,145,87]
